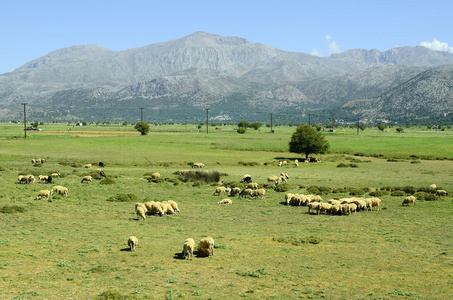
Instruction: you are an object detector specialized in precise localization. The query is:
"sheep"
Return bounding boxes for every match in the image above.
[51,186,68,196]
[224,187,231,195]
[127,236,138,251]
[294,159,299,167]
[161,202,175,214]
[147,202,165,216]
[18,175,28,184]
[282,160,288,166]
[192,163,205,168]
[84,164,92,168]
[369,198,382,211]
[135,202,148,213]
[213,186,227,196]
[198,237,214,257]
[51,173,60,177]
[35,189,52,200]
[167,200,180,212]
[230,187,241,197]
[251,189,266,199]
[183,238,195,260]
[278,161,282,167]
[136,206,146,220]
[267,175,279,184]
[218,198,232,204]
[25,175,35,184]
[319,203,332,214]
[352,198,367,211]
[435,190,447,197]
[328,204,342,215]
[246,182,259,189]
[99,170,106,178]
[285,193,293,205]
[144,201,155,212]
[280,172,289,180]
[429,184,437,189]
[239,188,253,198]
[308,202,322,214]
[402,196,416,206]
[276,176,287,185]
[81,175,93,183]
[240,174,252,183]
[98,162,105,168]
[151,172,160,179]
[38,175,48,183]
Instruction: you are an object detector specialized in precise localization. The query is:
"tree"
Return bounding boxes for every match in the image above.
[238,120,251,128]
[377,121,385,132]
[237,127,246,134]
[134,121,150,135]
[250,122,262,130]
[359,123,367,131]
[396,127,404,133]
[289,124,330,159]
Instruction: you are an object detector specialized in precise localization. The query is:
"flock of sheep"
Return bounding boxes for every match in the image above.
[134,200,180,219]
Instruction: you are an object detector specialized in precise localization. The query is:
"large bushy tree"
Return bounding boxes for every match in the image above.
[134,121,150,135]
[289,124,330,159]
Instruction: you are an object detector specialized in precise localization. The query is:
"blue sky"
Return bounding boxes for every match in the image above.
[1,0,452,74]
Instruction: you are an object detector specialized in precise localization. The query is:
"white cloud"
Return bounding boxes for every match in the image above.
[311,49,321,56]
[420,39,453,53]
[325,35,331,41]
[328,41,341,54]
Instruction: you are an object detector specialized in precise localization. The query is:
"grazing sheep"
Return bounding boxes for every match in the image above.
[402,196,416,206]
[282,160,288,166]
[429,184,437,189]
[246,182,259,189]
[285,193,293,205]
[161,202,175,214]
[308,202,322,214]
[280,172,289,180]
[51,173,60,177]
[230,187,241,197]
[435,189,447,197]
[167,200,180,212]
[99,170,106,178]
[183,238,195,260]
[192,163,205,168]
[147,202,165,216]
[81,175,93,183]
[35,189,52,200]
[240,174,252,183]
[38,175,48,183]
[24,175,35,184]
[151,172,160,179]
[328,204,342,215]
[144,201,155,212]
[98,162,105,168]
[294,159,299,167]
[319,203,332,214]
[251,189,266,199]
[51,186,68,196]
[136,206,146,220]
[84,164,92,168]
[224,187,231,195]
[127,236,138,251]
[239,188,253,198]
[218,198,232,204]
[18,175,28,184]
[135,202,148,213]
[369,198,382,211]
[213,186,227,196]
[267,175,279,184]
[198,237,214,257]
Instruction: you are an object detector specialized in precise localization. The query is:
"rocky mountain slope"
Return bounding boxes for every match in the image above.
[1,31,452,122]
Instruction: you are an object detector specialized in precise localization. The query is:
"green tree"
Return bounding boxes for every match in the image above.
[237,127,246,134]
[250,122,262,130]
[289,124,330,159]
[377,121,385,132]
[359,123,367,131]
[238,120,251,128]
[134,121,150,135]
[396,127,404,133]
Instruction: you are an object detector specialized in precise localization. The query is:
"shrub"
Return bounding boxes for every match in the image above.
[100,177,116,185]
[0,205,27,214]
[332,187,348,193]
[166,178,181,186]
[308,185,331,195]
[337,163,348,168]
[106,193,139,202]
[410,160,421,164]
[273,235,322,246]
[391,190,407,197]
[349,188,365,196]
[222,181,244,189]
[237,127,246,134]
[274,183,290,193]
[97,290,139,300]
[178,170,220,184]
[414,192,437,201]
[307,186,320,195]
[369,190,389,197]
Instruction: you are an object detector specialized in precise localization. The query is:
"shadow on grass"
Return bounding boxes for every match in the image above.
[120,248,132,252]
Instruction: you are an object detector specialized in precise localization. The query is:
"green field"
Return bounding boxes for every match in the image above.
[0,123,452,299]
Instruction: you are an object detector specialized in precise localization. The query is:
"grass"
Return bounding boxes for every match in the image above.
[0,123,452,299]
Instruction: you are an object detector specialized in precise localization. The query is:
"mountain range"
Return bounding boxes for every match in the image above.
[1,31,452,123]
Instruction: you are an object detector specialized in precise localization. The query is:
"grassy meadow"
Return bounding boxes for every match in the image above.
[0,123,452,299]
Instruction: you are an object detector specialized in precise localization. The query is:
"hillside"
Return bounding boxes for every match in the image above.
[1,31,453,123]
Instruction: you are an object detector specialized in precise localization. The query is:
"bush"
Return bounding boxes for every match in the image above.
[337,163,348,168]
[97,290,139,300]
[166,178,181,186]
[307,186,320,195]
[414,192,437,201]
[349,188,365,196]
[332,187,348,193]
[0,205,27,214]
[369,190,389,197]
[274,183,290,193]
[100,177,116,185]
[308,185,331,195]
[391,190,407,197]
[106,193,139,202]
[273,235,322,246]
[237,127,246,134]
[178,170,220,184]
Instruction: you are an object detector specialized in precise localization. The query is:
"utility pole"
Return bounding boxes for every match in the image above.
[308,113,311,126]
[21,103,28,138]
[205,108,209,134]
[332,113,335,131]
[357,117,360,135]
[139,107,145,122]
[270,113,273,133]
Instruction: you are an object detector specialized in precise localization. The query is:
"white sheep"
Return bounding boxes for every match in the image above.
[81,175,93,183]
[285,193,293,205]
[294,159,299,167]
[38,175,49,183]
[251,189,266,199]
[230,187,241,196]
[308,202,322,214]
[213,186,227,196]
[151,172,160,179]
[135,202,148,213]
[192,163,205,168]
[218,198,232,204]
[240,174,252,183]
[85,164,92,168]
[25,175,35,184]
[136,206,146,220]
[435,190,447,197]
[198,237,214,257]
[161,202,175,214]
[147,202,165,216]
[35,189,52,200]
[402,196,416,206]
[280,172,289,180]
[429,184,437,189]
[51,173,60,177]
[267,175,279,184]
[183,238,195,260]
[246,182,259,189]
[52,185,68,196]
[127,236,138,251]
[167,200,180,213]
[369,198,382,211]
[18,175,28,184]
[239,188,253,198]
